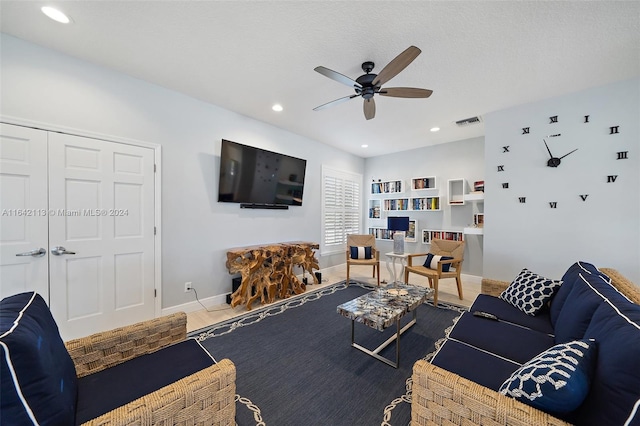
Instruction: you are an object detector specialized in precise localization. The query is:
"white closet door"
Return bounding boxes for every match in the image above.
[48,132,155,340]
[0,124,49,300]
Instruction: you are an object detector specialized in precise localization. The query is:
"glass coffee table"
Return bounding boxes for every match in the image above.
[336,283,433,368]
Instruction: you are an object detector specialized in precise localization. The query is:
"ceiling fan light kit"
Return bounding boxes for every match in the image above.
[313,46,432,120]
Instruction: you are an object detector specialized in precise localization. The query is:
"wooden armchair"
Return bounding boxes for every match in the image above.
[404,239,465,305]
[346,234,380,286]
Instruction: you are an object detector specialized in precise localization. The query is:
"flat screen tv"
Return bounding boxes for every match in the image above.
[218,139,307,207]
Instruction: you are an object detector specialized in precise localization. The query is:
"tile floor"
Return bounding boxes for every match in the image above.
[186,263,481,332]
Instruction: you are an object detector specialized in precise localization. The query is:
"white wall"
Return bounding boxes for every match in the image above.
[483,78,640,283]
[0,34,364,308]
[364,137,485,276]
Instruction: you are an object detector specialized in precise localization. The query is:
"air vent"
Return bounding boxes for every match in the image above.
[455,116,482,126]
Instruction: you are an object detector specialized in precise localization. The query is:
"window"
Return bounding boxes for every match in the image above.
[321,166,362,255]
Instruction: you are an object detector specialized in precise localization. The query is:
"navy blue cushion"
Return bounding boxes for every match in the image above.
[0,292,78,425]
[499,339,597,415]
[75,338,214,424]
[549,262,603,327]
[554,272,617,344]
[500,268,562,316]
[431,339,520,391]
[350,246,372,259]
[423,253,453,272]
[573,293,640,426]
[470,294,554,335]
[448,312,555,364]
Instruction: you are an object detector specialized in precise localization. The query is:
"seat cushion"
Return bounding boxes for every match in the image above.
[470,294,554,335]
[0,292,78,425]
[431,339,520,391]
[75,338,215,424]
[573,293,640,426]
[499,339,597,416]
[499,268,562,316]
[449,312,555,364]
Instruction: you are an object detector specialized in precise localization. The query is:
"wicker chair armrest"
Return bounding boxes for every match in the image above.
[411,360,570,426]
[66,312,187,378]
[481,278,511,297]
[406,253,429,267]
[81,358,236,425]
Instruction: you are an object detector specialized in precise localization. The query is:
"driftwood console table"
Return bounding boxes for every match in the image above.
[226,241,319,310]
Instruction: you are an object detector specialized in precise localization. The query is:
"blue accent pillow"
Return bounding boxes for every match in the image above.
[423,253,454,272]
[499,339,597,414]
[500,268,562,316]
[0,292,78,425]
[350,246,372,259]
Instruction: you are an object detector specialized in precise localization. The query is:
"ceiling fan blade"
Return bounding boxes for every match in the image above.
[313,94,359,111]
[363,98,376,120]
[372,46,421,86]
[314,66,362,89]
[379,87,433,98]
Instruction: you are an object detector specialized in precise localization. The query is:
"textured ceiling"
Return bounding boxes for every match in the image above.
[1,1,639,158]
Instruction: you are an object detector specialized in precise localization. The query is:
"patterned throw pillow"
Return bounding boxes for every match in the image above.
[500,268,562,315]
[350,246,372,259]
[499,339,597,414]
[423,253,454,272]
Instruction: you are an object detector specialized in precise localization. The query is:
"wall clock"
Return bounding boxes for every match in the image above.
[499,114,629,208]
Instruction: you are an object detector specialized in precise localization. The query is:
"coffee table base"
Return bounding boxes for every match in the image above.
[350,310,417,368]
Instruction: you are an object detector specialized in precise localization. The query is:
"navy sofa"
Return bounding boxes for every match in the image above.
[412,262,640,426]
[0,292,236,425]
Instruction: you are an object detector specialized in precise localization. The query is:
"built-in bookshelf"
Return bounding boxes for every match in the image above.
[368,199,382,219]
[370,220,417,241]
[448,178,466,205]
[411,197,441,211]
[422,229,465,244]
[410,176,437,191]
[371,179,404,194]
[383,198,410,211]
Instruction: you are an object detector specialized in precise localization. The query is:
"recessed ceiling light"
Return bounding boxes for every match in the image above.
[41,6,72,24]
[272,104,283,112]
[361,144,369,148]
[430,127,440,132]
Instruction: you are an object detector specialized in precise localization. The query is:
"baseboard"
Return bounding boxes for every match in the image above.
[161,292,230,316]
[461,273,483,285]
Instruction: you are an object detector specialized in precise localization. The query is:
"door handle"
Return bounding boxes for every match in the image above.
[16,248,47,257]
[51,246,76,256]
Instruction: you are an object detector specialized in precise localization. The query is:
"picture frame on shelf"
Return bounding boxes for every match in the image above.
[406,220,417,242]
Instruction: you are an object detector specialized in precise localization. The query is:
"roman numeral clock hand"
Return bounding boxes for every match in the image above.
[543,138,561,167]
[559,148,578,160]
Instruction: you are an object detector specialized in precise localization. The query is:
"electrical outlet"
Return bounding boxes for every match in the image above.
[184,282,193,292]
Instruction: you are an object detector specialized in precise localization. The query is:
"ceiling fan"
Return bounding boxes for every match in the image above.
[313,46,433,120]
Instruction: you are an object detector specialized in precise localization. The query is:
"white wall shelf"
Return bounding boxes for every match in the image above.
[448,178,466,205]
[421,229,465,244]
[411,176,437,191]
[464,192,484,201]
[411,197,441,211]
[368,199,382,219]
[464,227,484,235]
[371,179,404,195]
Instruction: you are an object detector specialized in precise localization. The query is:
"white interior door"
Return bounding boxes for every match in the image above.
[0,124,49,300]
[48,132,156,340]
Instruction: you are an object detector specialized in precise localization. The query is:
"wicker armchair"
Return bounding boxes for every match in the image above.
[346,234,380,286]
[65,312,236,425]
[411,268,639,426]
[404,239,465,306]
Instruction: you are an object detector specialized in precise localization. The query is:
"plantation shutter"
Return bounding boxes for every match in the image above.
[321,166,362,255]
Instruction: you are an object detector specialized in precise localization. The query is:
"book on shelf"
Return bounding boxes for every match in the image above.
[474,180,485,192]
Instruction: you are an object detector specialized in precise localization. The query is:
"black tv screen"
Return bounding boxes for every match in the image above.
[218,139,307,206]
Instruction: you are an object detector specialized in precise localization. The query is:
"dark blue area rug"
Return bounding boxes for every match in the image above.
[191,281,465,426]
